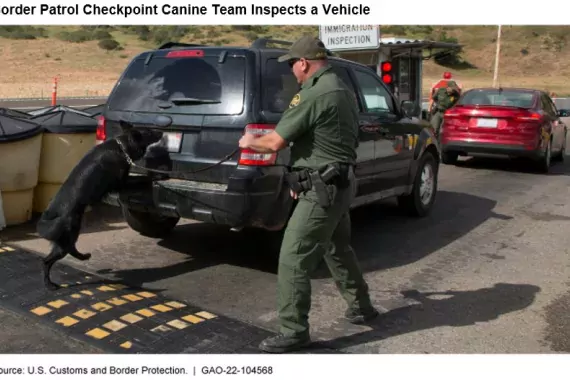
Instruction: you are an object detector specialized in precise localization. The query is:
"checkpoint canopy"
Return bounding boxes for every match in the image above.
[0,107,31,119]
[0,114,42,143]
[30,105,98,134]
[319,25,462,118]
[81,104,106,117]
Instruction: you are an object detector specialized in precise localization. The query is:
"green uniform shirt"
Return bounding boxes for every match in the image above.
[274,66,359,170]
[432,80,460,110]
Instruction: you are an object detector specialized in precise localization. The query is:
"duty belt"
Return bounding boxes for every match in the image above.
[285,163,353,209]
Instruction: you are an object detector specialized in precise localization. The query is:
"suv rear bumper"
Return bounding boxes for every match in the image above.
[103,166,294,231]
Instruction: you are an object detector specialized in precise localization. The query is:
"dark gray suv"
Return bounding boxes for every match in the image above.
[98,39,441,237]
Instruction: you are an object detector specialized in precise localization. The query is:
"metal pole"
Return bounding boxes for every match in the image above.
[492,25,502,87]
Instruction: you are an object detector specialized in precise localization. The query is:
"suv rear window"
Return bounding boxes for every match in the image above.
[108,54,246,115]
[262,58,300,113]
[459,90,536,108]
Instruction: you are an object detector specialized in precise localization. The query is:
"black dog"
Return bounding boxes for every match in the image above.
[36,122,163,290]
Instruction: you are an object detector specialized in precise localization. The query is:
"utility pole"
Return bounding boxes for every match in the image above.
[492,25,502,88]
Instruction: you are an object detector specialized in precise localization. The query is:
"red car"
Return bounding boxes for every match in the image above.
[440,87,567,172]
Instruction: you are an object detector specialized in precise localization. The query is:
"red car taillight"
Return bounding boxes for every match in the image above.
[95,115,106,144]
[238,124,277,166]
[515,112,541,121]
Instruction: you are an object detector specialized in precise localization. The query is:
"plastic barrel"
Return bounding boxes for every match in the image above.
[0,115,43,226]
[32,108,98,213]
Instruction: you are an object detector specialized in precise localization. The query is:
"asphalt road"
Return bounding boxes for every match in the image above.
[2,146,570,353]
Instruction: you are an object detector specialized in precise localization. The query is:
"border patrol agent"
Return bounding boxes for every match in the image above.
[238,35,378,353]
[430,73,461,137]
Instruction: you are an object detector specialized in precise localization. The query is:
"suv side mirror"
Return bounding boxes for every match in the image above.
[401,100,415,118]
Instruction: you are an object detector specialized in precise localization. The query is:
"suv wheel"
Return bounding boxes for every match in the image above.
[397,152,438,217]
[442,151,459,165]
[122,206,179,238]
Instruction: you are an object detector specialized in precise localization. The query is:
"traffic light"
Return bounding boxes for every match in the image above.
[380,61,394,85]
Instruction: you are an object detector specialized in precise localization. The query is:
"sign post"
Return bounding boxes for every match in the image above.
[318,25,380,51]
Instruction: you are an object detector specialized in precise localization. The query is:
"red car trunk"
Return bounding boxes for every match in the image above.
[442,104,542,148]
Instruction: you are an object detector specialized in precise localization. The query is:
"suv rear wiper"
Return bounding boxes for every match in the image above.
[158,97,221,109]
[170,97,220,104]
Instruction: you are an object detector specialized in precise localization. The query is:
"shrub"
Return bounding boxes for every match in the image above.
[93,30,112,40]
[98,38,120,51]
[0,26,46,39]
[57,30,93,43]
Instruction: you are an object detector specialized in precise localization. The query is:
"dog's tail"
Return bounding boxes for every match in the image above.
[36,209,63,241]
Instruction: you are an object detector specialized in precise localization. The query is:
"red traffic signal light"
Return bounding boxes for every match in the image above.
[381,61,392,72]
[380,61,394,85]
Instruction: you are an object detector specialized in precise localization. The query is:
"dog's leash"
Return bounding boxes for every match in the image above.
[115,138,240,175]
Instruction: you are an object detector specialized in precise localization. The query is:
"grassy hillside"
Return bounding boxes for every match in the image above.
[1,25,569,99]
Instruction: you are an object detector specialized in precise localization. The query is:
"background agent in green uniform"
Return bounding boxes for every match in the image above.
[238,35,378,353]
[430,82,460,137]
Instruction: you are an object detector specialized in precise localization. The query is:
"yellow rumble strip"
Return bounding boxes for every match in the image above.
[0,246,275,354]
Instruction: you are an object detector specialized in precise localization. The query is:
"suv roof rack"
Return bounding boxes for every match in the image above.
[250,38,336,57]
[250,38,293,49]
[158,42,206,50]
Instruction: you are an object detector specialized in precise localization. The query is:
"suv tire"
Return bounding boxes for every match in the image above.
[122,206,179,238]
[397,151,438,217]
[442,151,459,165]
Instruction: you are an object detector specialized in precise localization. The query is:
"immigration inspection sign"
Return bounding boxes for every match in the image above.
[319,25,380,51]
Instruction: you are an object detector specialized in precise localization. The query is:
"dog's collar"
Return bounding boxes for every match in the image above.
[114,138,135,166]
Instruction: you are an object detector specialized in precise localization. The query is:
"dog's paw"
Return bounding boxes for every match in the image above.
[45,283,60,291]
[79,253,92,261]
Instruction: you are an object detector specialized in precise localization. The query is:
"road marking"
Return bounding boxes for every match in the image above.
[102,320,127,332]
[73,309,96,319]
[80,290,94,296]
[47,300,69,309]
[150,304,173,313]
[165,301,186,309]
[30,306,51,316]
[122,294,143,302]
[167,319,189,330]
[136,308,155,317]
[182,314,204,324]
[138,291,156,298]
[120,313,143,324]
[107,297,128,306]
[91,302,112,312]
[151,325,172,333]
[120,341,132,349]
[86,328,110,340]
[1,246,15,252]
[97,285,116,292]
[56,316,79,327]
[196,311,217,320]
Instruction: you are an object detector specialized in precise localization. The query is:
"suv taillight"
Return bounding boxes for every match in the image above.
[96,115,106,144]
[238,124,277,166]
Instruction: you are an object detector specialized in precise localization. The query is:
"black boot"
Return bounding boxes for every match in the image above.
[344,307,380,324]
[258,333,311,353]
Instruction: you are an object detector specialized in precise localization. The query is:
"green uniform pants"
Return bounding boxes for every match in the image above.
[277,170,373,337]
[430,110,444,137]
